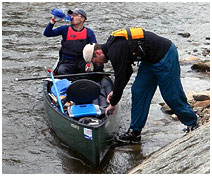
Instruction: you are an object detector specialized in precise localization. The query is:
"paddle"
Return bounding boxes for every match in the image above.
[15,72,114,82]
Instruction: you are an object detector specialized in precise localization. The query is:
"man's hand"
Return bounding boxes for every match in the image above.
[85,63,94,72]
[106,91,113,103]
[50,16,63,24]
[105,104,116,117]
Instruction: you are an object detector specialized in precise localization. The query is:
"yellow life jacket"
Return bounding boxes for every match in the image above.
[111,27,144,40]
[109,27,145,63]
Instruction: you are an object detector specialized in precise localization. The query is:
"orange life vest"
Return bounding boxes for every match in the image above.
[61,26,87,58]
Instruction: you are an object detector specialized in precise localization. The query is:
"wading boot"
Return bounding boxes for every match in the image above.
[183,122,199,133]
[117,129,141,143]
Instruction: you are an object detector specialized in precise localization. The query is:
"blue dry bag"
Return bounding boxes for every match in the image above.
[51,79,71,97]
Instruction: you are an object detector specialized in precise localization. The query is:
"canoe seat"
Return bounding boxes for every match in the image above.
[66,79,100,104]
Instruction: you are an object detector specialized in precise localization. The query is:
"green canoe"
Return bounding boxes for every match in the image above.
[43,77,120,167]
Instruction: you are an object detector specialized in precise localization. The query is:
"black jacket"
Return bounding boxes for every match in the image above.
[101,31,172,106]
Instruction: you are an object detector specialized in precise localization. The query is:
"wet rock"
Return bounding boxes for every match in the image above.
[201,108,210,124]
[196,107,210,125]
[193,106,203,115]
[187,90,210,126]
[178,32,190,38]
[160,89,210,125]
[193,91,210,101]
[202,48,210,56]
[128,123,210,174]
[170,114,178,121]
[186,90,197,101]
[203,42,210,46]
[193,100,210,108]
[191,61,210,72]
[160,103,174,115]
[181,57,200,62]
[190,41,200,46]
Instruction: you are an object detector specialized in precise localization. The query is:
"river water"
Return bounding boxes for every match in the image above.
[2,2,210,174]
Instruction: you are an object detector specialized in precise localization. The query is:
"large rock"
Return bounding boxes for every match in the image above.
[128,123,210,174]
[191,61,210,72]
[193,100,210,108]
[202,48,210,57]
[181,57,200,62]
[159,103,174,115]
[178,32,191,38]
[193,91,210,101]
[186,89,197,101]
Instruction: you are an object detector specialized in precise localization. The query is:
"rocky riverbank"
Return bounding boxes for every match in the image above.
[128,122,210,174]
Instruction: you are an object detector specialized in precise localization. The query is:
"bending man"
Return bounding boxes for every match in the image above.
[83,27,198,142]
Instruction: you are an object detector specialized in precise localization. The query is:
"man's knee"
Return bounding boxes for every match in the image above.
[57,67,67,75]
[57,64,73,75]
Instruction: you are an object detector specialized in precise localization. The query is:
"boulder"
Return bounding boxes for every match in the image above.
[170,114,178,121]
[181,57,200,62]
[193,91,210,101]
[191,61,210,72]
[200,108,210,125]
[186,89,197,101]
[193,100,210,108]
[178,32,190,38]
[160,104,174,115]
[190,41,200,46]
[202,48,210,57]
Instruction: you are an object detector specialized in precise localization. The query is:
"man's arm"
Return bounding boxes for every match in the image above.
[86,28,97,43]
[109,38,133,106]
[43,23,66,37]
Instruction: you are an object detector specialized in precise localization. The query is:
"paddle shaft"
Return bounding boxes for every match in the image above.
[15,72,114,82]
[50,72,65,114]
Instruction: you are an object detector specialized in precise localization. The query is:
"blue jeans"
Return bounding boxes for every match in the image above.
[130,43,197,131]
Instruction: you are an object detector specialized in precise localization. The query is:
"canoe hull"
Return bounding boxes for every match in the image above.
[43,81,120,167]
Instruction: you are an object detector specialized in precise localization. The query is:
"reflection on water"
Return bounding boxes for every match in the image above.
[2,2,210,174]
